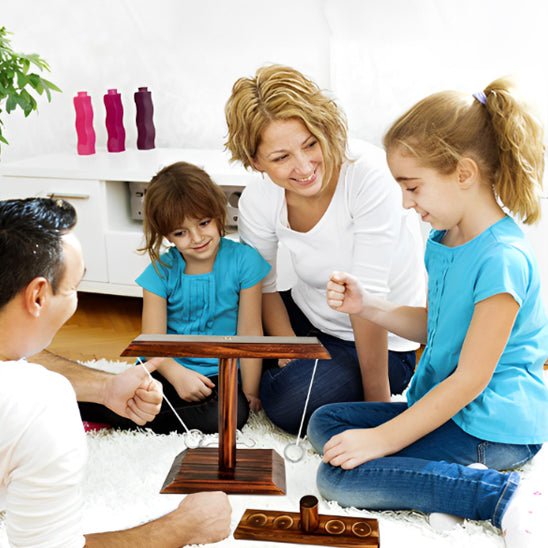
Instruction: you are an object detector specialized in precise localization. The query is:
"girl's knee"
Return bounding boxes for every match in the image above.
[307,404,342,453]
[316,463,378,510]
[316,463,350,506]
[307,407,328,452]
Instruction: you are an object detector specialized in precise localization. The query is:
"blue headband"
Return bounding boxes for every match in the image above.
[473,91,487,105]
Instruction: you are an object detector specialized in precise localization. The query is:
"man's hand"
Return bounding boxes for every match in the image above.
[85,490,232,545]
[102,359,163,425]
[173,492,232,545]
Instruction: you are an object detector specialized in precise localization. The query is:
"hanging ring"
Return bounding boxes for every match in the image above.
[284,441,306,463]
[183,428,204,449]
[236,431,256,448]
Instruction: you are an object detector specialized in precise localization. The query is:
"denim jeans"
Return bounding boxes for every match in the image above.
[260,291,416,434]
[307,402,542,528]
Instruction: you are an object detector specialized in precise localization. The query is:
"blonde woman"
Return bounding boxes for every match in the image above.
[225,65,425,434]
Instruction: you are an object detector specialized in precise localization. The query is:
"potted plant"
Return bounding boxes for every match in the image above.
[0,26,60,148]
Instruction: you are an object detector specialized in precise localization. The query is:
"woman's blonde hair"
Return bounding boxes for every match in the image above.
[384,77,545,224]
[225,64,348,187]
[141,161,227,266]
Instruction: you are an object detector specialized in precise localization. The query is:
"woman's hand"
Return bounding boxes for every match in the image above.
[322,428,394,469]
[244,392,262,412]
[163,363,215,402]
[326,271,370,315]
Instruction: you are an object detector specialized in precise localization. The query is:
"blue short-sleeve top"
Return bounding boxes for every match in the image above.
[407,216,548,444]
[136,238,271,376]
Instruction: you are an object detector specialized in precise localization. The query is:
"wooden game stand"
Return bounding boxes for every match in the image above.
[234,495,380,547]
[122,335,330,495]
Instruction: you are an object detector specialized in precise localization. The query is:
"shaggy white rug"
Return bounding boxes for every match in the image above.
[1,360,547,547]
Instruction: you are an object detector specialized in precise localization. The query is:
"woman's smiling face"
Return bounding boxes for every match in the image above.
[253,118,326,198]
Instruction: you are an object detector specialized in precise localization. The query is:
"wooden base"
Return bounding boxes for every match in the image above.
[160,447,286,495]
[234,508,379,547]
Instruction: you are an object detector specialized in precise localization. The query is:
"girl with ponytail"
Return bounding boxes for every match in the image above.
[309,78,548,548]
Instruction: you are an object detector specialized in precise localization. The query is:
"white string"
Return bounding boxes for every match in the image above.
[136,357,191,435]
[294,358,319,447]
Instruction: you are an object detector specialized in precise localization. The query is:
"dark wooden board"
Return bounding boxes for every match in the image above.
[121,334,331,359]
[234,507,380,546]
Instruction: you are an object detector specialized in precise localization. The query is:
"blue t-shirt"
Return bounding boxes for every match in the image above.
[407,216,548,444]
[136,238,271,376]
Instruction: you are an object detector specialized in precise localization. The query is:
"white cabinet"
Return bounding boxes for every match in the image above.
[0,149,261,297]
[0,177,109,284]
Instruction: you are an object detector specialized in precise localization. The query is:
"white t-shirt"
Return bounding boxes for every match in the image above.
[238,140,426,351]
[0,361,87,547]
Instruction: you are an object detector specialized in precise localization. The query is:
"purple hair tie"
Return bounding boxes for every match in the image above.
[473,91,487,105]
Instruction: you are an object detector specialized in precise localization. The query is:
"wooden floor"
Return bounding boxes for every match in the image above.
[47,292,142,363]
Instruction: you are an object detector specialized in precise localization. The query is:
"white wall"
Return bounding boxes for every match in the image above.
[326,0,548,147]
[2,0,548,303]
[3,0,548,160]
[1,0,331,162]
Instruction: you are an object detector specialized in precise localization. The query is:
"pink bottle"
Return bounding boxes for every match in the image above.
[73,91,96,155]
[104,89,126,152]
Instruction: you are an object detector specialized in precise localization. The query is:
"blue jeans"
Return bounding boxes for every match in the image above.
[260,291,416,434]
[307,402,542,528]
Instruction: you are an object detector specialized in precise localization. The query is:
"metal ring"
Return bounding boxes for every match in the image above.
[351,521,372,537]
[248,513,268,527]
[324,519,345,535]
[273,515,294,529]
[284,442,305,463]
[184,429,203,449]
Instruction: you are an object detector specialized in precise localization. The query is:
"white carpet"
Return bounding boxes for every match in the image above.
[1,361,547,547]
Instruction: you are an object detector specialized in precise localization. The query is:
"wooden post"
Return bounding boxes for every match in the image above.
[300,495,320,533]
[218,357,237,473]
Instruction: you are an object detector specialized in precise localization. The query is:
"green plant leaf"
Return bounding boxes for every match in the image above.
[5,93,17,113]
[19,89,35,116]
[0,26,60,152]
[19,52,50,72]
[41,77,61,93]
[16,70,28,88]
[19,57,30,74]
[28,74,44,94]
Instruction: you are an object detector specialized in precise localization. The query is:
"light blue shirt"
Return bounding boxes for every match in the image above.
[136,238,270,376]
[407,216,548,444]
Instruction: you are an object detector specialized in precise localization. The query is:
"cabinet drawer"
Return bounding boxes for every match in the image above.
[0,177,108,283]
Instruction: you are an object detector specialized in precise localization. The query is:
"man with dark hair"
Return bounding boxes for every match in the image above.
[0,196,163,425]
[0,198,231,546]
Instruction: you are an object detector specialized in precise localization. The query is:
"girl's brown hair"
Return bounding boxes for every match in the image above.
[141,161,227,266]
[225,64,348,187]
[384,77,545,224]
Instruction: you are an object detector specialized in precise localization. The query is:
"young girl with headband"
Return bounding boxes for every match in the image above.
[136,162,270,433]
[309,78,548,547]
